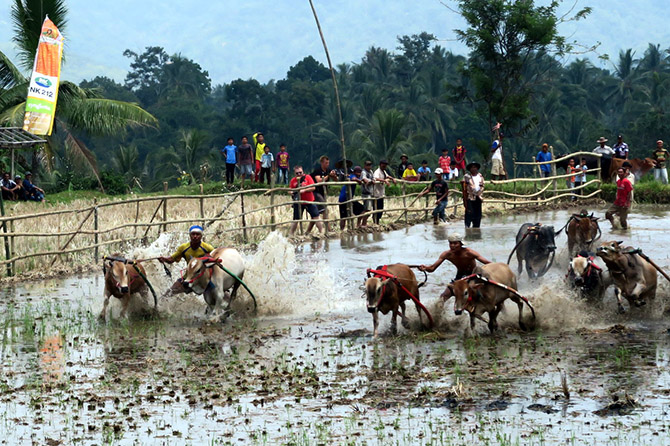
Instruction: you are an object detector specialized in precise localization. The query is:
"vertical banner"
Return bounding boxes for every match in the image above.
[23,16,64,136]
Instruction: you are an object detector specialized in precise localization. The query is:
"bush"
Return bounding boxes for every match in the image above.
[99,170,127,195]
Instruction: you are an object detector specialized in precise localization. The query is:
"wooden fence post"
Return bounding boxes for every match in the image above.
[93,199,99,263]
[199,184,205,227]
[240,192,248,242]
[162,182,168,232]
[51,207,95,266]
[270,189,276,230]
[402,183,408,224]
[0,194,11,276]
[134,201,140,237]
[550,145,557,196]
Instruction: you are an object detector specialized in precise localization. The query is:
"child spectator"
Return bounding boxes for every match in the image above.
[221,137,237,186]
[438,149,451,180]
[452,139,466,176]
[448,160,459,180]
[418,167,449,224]
[574,157,588,194]
[417,160,431,181]
[260,146,275,184]
[402,162,419,181]
[237,136,254,188]
[276,144,290,185]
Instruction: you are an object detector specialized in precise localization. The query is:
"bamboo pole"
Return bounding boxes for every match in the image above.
[550,145,557,196]
[0,193,11,276]
[516,151,602,165]
[402,183,408,224]
[134,200,140,237]
[93,199,99,263]
[199,184,205,228]
[143,200,164,238]
[240,193,248,242]
[162,182,168,232]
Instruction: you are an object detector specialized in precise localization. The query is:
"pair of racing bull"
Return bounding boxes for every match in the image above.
[364,262,536,337]
[101,247,247,321]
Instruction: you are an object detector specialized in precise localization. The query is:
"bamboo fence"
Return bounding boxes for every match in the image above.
[0,153,603,277]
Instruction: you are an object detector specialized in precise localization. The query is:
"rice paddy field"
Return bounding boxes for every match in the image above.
[1,206,670,445]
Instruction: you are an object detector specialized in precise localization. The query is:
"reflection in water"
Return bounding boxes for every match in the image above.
[464,227,483,241]
[39,333,64,385]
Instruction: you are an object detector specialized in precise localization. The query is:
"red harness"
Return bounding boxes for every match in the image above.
[366,266,434,327]
[182,255,221,284]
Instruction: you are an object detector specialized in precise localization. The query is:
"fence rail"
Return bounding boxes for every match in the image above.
[0,152,603,278]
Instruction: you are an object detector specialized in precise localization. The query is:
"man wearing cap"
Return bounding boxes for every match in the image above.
[652,140,669,184]
[22,172,45,202]
[612,135,629,160]
[464,162,484,228]
[593,137,614,156]
[396,154,410,178]
[372,159,396,224]
[159,225,215,294]
[418,233,491,300]
[418,167,449,224]
[338,166,365,230]
[536,143,552,178]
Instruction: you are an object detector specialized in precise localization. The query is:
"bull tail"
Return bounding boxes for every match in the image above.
[555,216,573,236]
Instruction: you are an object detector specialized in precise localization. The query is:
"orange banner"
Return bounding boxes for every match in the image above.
[23,16,64,136]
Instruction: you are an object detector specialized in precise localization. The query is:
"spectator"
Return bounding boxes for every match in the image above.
[360,160,375,226]
[566,158,579,199]
[1,172,19,201]
[574,157,588,194]
[605,167,632,230]
[22,172,45,202]
[221,137,237,186]
[338,166,365,230]
[13,175,25,201]
[652,140,669,184]
[396,154,410,178]
[402,162,419,181]
[260,146,274,185]
[612,135,629,160]
[622,161,636,185]
[536,143,552,178]
[237,136,254,188]
[417,160,431,181]
[464,162,484,228]
[289,166,323,235]
[452,138,467,177]
[372,159,395,224]
[448,160,459,180]
[418,167,449,225]
[310,155,337,226]
[276,144,290,185]
[438,148,451,180]
[252,132,267,182]
[490,133,506,180]
[593,137,614,156]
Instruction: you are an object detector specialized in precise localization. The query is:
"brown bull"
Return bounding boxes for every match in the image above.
[609,158,655,181]
[365,263,423,337]
[596,241,657,313]
[447,262,535,333]
[565,211,601,257]
[102,256,147,321]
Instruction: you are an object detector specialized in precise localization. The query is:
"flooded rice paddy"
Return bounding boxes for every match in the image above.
[2,205,670,445]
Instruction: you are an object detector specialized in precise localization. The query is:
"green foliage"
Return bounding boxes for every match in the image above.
[99,170,128,195]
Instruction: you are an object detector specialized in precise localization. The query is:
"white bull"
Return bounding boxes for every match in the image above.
[181,247,245,318]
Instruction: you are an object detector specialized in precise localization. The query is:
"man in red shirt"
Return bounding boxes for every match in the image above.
[606,167,633,229]
[289,165,324,235]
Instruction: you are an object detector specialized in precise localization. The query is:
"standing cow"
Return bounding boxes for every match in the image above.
[365,263,423,337]
[596,241,657,313]
[181,247,245,319]
[509,223,557,279]
[102,256,148,321]
[565,212,601,257]
[447,262,535,333]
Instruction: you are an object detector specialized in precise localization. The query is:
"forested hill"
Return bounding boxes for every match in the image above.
[79,36,669,190]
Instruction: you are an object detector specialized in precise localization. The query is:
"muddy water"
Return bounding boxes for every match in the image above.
[2,206,670,445]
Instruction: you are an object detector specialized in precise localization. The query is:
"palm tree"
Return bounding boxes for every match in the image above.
[0,0,157,189]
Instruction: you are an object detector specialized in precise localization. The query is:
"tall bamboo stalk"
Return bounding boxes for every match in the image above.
[308,0,347,171]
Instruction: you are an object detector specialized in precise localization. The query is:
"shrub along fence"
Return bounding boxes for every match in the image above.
[0,152,602,278]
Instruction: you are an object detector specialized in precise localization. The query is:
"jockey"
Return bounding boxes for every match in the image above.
[159,225,215,295]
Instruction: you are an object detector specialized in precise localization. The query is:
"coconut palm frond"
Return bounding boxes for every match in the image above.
[11,0,69,70]
[64,132,103,191]
[0,50,27,90]
[57,98,158,136]
[0,101,26,126]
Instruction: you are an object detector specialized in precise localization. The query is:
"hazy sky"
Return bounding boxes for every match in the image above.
[0,0,668,86]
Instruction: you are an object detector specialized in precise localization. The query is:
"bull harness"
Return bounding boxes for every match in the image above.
[458,273,536,319]
[182,255,258,311]
[506,223,556,276]
[566,254,603,293]
[366,265,433,327]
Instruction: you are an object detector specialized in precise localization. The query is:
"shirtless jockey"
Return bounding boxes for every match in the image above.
[158,225,214,296]
[418,233,491,300]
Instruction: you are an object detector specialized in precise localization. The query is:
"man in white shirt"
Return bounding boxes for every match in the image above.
[464,162,485,228]
[372,159,395,224]
[593,137,614,156]
[490,133,506,180]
